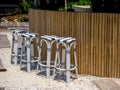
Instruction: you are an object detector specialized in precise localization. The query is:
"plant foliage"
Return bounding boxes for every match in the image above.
[20,0,34,13]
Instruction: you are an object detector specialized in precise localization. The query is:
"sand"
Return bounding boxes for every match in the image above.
[0,30,119,90]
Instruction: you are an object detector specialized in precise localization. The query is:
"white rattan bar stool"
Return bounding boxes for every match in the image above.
[37,35,59,78]
[11,29,27,65]
[20,33,39,73]
[53,37,78,83]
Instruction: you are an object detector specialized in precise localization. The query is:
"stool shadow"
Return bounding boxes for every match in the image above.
[36,69,54,77]
[20,62,37,72]
[11,58,21,65]
[37,69,77,83]
[54,74,77,83]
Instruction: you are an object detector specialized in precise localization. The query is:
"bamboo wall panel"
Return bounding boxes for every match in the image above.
[29,9,120,78]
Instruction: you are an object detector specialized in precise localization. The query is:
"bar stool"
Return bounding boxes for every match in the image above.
[11,29,27,65]
[20,33,39,73]
[37,35,59,78]
[53,37,78,83]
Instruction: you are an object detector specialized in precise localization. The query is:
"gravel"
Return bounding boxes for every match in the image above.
[0,30,119,90]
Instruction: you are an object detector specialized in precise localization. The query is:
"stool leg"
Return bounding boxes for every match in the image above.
[37,42,42,70]
[74,48,78,78]
[37,62,40,70]
[20,47,23,69]
[11,35,14,63]
[66,46,71,83]
[31,41,34,60]
[37,46,40,70]
[14,35,18,65]
[46,41,51,78]
[61,46,66,75]
[53,53,57,76]
[20,38,25,69]
[53,45,60,76]
[26,40,31,73]
[31,41,35,68]
[37,49,41,70]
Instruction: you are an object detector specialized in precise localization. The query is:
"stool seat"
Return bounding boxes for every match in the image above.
[21,33,30,38]
[58,37,76,43]
[21,33,38,38]
[41,35,58,41]
[12,29,27,34]
[26,33,39,37]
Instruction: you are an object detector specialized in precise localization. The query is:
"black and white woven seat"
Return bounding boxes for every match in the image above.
[12,29,27,34]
